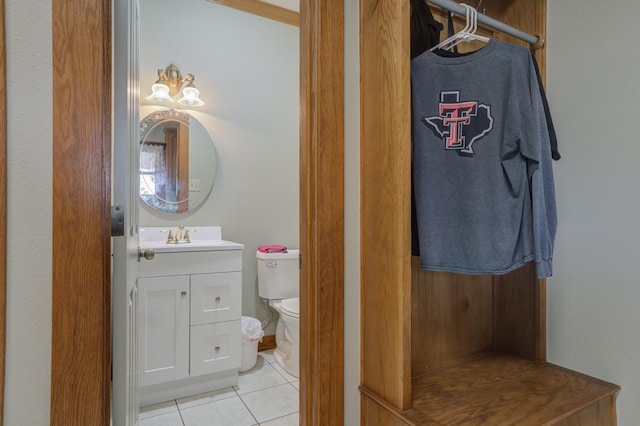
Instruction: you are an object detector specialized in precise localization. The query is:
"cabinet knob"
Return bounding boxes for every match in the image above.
[215,296,221,302]
[214,346,221,351]
[181,291,187,296]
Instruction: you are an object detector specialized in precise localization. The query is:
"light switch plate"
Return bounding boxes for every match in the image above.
[189,179,200,191]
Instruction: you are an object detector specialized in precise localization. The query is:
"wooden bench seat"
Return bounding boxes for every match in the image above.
[362,353,619,425]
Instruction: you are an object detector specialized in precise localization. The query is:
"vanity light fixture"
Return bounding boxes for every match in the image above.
[146,63,205,106]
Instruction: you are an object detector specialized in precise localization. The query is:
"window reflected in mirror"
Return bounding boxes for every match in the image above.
[139,109,216,214]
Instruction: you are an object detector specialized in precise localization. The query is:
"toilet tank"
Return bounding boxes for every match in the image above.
[257,249,300,300]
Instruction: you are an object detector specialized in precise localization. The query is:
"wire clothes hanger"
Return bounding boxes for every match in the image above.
[426,0,541,47]
[430,3,489,51]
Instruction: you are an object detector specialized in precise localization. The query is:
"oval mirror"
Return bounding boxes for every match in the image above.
[139,109,216,214]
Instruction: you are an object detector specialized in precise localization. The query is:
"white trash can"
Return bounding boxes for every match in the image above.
[239,316,264,373]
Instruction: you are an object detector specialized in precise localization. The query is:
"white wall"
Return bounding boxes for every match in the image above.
[138,0,300,334]
[4,0,53,424]
[547,1,640,423]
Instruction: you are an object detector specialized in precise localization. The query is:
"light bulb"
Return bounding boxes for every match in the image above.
[146,82,173,102]
[178,86,204,106]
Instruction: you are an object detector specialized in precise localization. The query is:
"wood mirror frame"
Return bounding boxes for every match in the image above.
[50,0,344,424]
[0,0,6,423]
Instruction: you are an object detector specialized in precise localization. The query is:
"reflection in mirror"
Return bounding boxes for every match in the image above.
[139,109,216,214]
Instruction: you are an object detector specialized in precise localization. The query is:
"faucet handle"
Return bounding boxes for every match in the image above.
[183,228,191,243]
[160,229,176,244]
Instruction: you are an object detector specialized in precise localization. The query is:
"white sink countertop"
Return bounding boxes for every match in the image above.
[139,226,244,253]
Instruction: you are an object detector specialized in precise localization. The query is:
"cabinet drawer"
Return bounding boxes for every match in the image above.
[190,320,241,376]
[190,272,242,325]
[138,250,242,277]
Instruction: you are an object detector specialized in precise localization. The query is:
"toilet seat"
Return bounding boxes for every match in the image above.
[280,297,299,318]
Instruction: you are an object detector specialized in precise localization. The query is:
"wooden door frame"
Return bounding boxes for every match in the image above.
[50,0,112,424]
[360,0,413,411]
[300,0,345,423]
[49,0,344,424]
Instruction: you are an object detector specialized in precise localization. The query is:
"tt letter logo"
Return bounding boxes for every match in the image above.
[423,91,493,157]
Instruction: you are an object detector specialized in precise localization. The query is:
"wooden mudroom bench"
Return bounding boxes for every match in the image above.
[360,2,621,421]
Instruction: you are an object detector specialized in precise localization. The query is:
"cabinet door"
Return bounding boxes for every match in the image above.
[138,276,190,387]
[190,320,241,376]
[190,272,242,325]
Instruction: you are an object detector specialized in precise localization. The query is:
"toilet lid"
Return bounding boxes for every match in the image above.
[280,297,300,318]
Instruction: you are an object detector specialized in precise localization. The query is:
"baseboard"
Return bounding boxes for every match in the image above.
[140,370,238,407]
[258,334,276,352]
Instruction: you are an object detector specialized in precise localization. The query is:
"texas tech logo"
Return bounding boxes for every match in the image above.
[423,91,493,157]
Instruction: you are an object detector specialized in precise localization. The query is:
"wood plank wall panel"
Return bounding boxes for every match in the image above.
[481,0,548,362]
[0,0,6,422]
[532,0,547,84]
[411,258,493,377]
[299,0,344,423]
[51,0,111,424]
[412,0,549,370]
[360,0,412,411]
[481,0,547,82]
[430,2,546,76]
[493,262,546,361]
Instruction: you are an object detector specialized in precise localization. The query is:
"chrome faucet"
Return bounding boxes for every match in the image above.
[176,225,190,243]
[165,225,192,244]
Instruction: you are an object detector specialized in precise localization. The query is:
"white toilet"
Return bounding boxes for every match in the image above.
[257,249,300,378]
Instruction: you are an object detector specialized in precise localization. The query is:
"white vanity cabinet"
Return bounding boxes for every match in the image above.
[137,235,243,407]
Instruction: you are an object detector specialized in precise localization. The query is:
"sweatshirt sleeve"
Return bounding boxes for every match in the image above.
[519,60,558,278]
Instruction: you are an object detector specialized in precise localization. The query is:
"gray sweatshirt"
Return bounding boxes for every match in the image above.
[411,39,556,278]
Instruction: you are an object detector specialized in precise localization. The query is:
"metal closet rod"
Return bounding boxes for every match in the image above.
[427,0,540,46]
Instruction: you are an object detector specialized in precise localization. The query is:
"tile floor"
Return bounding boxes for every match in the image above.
[139,350,299,426]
